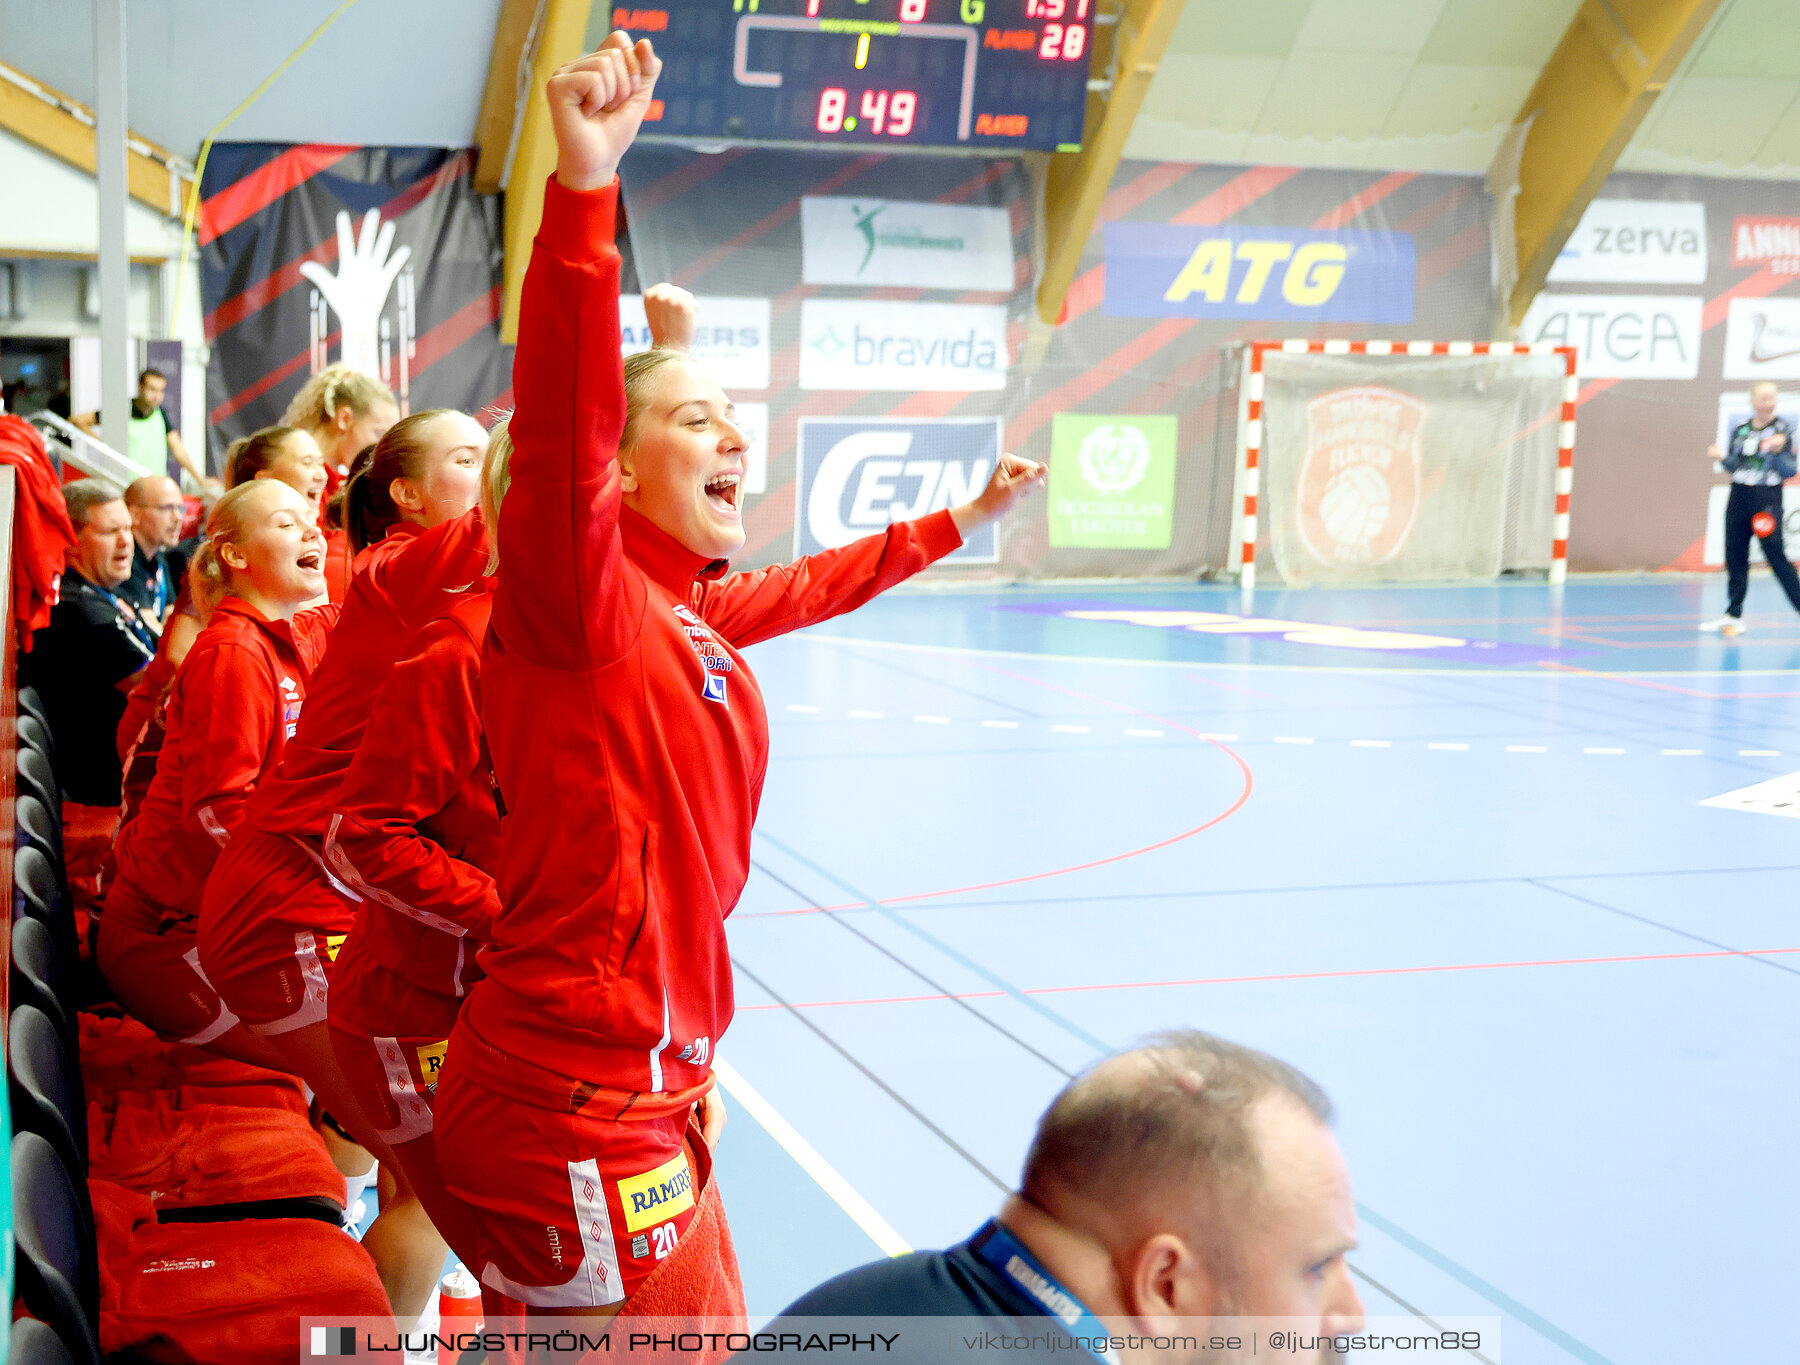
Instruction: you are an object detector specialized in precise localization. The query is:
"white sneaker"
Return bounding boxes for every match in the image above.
[1723,618,1748,638]
[1700,616,1741,633]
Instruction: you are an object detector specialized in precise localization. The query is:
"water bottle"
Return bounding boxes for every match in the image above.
[437,1266,483,1363]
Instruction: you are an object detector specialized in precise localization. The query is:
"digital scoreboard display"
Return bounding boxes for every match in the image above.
[614,0,1094,152]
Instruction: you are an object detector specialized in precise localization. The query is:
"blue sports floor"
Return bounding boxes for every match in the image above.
[709,573,1800,1364]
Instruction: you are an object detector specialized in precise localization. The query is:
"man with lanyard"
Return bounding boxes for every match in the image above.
[23,480,156,805]
[75,367,219,494]
[766,1033,1364,1364]
[119,474,194,631]
[1703,380,1800,638]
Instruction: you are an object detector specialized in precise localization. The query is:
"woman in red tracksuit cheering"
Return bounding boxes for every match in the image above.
[431,34,1045,1316]
[97,479,335,1069]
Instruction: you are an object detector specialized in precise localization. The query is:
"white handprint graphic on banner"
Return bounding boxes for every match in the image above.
[301,209,413,381]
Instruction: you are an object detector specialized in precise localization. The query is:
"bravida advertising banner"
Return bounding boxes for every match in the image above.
[801,197,1014,290]
[621,295,771,390]
[798,299,1008,391]
[199,144,511,461]
[1101,223,1417,323]
[795,418,1000,563]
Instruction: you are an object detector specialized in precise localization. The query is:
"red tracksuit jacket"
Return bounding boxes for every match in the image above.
[244,515,490,844]
[324,591,500,1039]
[110,598,338,926]
[457,176,962,1098]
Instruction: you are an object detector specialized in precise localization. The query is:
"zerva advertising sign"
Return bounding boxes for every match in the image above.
[1102,223,1416,323]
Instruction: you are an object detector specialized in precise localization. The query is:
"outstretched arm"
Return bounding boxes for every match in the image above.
[493,34,664,670]
[697,453,1045,647]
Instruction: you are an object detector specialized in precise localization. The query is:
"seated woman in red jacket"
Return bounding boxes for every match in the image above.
[432,35,1045,1317]
[96,478,336,1069]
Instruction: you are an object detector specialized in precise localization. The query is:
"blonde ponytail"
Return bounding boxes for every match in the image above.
[481,415,513,577]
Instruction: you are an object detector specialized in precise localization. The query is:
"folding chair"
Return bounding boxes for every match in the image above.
[12,1132,101,1365]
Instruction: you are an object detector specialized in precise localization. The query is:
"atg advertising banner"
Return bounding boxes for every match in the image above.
[1047,415,1177,550]
[795,418,1000,563]
[1101,223,1416,323]
[199,145,510,460]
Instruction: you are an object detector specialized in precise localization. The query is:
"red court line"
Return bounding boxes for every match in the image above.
[747,659,1255,917]
[1538,660,1800,698]
[733,943,1800,1012]
[199,144,358,245]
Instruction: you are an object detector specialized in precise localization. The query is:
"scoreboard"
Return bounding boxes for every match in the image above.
[614,0,1095,152]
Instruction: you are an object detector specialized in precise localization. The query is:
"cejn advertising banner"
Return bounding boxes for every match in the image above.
[795,418,1000,563]
[200,145,510,461]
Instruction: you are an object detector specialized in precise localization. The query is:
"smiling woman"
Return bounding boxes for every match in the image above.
[98,478,341,1074]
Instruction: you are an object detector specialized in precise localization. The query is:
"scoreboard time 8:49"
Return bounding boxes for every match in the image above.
[615,0,1095,152]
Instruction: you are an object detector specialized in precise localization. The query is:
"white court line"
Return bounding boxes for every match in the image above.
[1507,745,1547,753]
[1275,736,1314,745]
[1051,724,1091,734]
[913,715,950,724]
[1350,739,1391,748]
[981,719,1019,729]
[1742,749,1781,756]
[1661,749,1702,756]
[1125,728,1164,738]
[1428,742,1469,751]
[785,703,821,714]
[849,710,885,720]
[1584,747,1626,755]
[711,1058,910,1257]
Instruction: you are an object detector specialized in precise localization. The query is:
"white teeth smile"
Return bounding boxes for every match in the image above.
[297,552,322,570]
[704,472,742,512]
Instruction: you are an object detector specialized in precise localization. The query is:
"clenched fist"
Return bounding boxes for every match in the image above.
[548,31,663,193]
[951,452,1048,537]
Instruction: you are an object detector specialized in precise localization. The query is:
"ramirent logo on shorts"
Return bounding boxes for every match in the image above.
[1005,1254,1083,1326]
[619,1153,696,1232]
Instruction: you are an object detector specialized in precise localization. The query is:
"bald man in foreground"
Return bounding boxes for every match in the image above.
[770,1031,1363,1361]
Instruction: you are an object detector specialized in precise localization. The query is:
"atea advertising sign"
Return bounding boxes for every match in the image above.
[1101,223,1416,322]
[1048,415,1177,549]
[795,418,1000,564]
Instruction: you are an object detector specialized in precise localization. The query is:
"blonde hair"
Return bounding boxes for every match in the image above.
[186,482,275,613]
[282,364,396,435]
[621,348,691,454]
[223,425,306,488]
[481,416,513,577]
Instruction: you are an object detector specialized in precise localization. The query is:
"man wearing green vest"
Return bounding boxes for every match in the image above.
[75,368,219,494]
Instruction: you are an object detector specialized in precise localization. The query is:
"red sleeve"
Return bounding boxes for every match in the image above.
[693,510,964,649]
[492,175,638,671]
[324,618,497,940]
[366,510,492,634]
[292,602,342,670]
[176,641,279,848]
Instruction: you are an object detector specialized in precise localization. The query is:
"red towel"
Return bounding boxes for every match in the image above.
[612,1127,747,1342]
[91,1178,393,1362]
[0,413,77,651]
[90,1088,345,1212]
[81,1013,309,1110]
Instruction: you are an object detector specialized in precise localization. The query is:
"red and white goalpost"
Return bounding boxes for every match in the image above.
[1233,339,1578,591]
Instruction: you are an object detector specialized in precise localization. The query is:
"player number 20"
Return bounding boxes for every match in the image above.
[651,1222,681,1260]
[1039,22,1086,59]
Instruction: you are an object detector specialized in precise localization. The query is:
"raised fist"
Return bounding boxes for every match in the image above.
[547,32,663,193]
[644,283,698,353]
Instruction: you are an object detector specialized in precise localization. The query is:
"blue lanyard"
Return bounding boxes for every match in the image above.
[969,1219,1115,1361]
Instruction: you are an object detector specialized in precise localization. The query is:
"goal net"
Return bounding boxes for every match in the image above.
[1236,341,1576,589]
